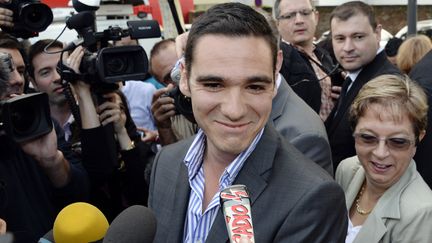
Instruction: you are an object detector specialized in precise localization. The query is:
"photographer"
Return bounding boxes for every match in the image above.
[0,37,89,242]
[59,45,154,220]
[66,47,154,220]
[149,39,198,146]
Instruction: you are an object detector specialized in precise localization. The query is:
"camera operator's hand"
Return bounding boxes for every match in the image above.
[98,92,126,132]
[0,2,13,28]
[151,84,178,145]
[65,46,101,129]
[20,128,71,188]
[98,92,134,151]
[0,218,6,235]
[151,84,176,129]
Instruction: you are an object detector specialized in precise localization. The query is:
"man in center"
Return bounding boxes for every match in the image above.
[149,3,347,242]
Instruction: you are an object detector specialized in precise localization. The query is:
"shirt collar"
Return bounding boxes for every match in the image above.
[183,128,265,185]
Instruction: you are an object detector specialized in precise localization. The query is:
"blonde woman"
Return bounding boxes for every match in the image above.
[336,74,432,243]
[396,34,432,73]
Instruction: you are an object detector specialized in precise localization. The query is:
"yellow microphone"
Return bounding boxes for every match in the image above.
[53,202,109,243]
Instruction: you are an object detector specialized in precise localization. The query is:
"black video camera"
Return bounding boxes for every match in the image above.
[62,11,161,86]
[0,92,53,143]
[0,52,52,142]
[0,0,53,39]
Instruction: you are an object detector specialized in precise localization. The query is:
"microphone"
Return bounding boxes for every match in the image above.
[66,11,95,30]
[220,185,255,243]
[0,233,13,243]
[53,202,109,243]
[38,230,53,243]
[103,205,156,243]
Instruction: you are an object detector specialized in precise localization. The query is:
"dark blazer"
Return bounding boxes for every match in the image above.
[279,42,343,114]
[409,50,432,188]
[325,51,400,169]
[149,123,348,242]
[272,77,333,175]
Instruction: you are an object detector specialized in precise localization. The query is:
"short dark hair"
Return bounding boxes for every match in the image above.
[330,1,377,30]
[28,39,63,78]
[184,2,278,75]
[385,37,403,57]
[0,31,26,65]
[149,38,175,78]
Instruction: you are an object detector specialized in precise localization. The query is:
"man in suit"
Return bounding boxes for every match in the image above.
[148,3,347,242]
[273,0,343,121]
[409,50,432,188]
[273,74,333,175]
[325,1,400,169]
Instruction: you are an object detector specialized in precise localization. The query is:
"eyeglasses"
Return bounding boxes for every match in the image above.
[277,9,315,20]
[353,133,416,151]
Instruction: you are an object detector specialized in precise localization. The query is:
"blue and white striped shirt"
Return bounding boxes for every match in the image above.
[183,128,264,243]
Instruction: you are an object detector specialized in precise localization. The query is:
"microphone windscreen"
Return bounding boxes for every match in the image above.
[0,233,13,243]
[38,229,53,243]
[103,205,156,243]
[53,202,109,243]
[66,11,94,30]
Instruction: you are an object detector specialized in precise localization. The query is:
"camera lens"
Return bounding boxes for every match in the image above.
[20,2,53,32]
[105,56,129,75]
[10,102,39,135]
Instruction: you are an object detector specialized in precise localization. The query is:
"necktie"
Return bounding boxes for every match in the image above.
[335,76,352,114]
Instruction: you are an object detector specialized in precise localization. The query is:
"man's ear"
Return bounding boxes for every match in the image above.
[179,61,191,97]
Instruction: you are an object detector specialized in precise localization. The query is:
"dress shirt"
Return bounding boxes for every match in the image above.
[183,128,264,242]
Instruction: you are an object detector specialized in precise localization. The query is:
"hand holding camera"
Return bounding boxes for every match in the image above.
[0,0,13,28]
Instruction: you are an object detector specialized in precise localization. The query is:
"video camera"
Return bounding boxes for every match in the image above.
[0,92,53,143]
[0,0,53,39]
[0,52,52,142]
[62,11,161,86]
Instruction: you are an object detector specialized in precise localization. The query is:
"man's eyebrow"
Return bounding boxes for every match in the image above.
[195,75,273,83]
[195,75,224,82]
[246,75,273,83]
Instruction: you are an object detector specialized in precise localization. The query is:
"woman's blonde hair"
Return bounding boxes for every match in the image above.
[349,74,428,139]
[397,34,432,74]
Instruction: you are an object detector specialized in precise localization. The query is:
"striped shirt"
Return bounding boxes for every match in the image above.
[183,128,264,243]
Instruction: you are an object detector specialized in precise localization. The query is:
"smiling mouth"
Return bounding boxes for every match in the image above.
[371,162,392,171]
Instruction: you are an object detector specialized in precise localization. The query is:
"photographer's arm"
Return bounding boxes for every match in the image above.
[151,85,178,145]
[20,128,71,187]
[65,46,101,129]
[98,92,133,150]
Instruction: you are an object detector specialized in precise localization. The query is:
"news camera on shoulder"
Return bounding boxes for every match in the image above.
[59,0,161,87]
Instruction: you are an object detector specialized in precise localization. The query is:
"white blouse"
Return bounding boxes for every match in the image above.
[346,218,362,243]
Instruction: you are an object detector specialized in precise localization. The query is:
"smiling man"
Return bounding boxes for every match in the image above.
[148,2,347,242]
[325,1,400,170]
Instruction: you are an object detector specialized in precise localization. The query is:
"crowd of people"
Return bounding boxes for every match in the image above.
[0,0,431,242]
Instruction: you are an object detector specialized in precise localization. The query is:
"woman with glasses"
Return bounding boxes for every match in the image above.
[336,74,432,243]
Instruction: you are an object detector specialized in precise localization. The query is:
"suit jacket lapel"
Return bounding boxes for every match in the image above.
[166,142,192,242]
[206,124,277,242]
[351,162,417,243]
